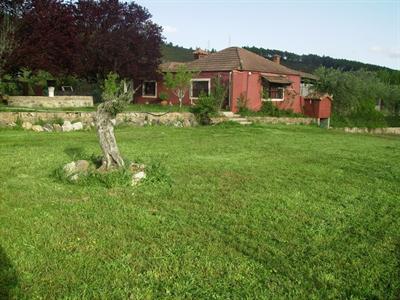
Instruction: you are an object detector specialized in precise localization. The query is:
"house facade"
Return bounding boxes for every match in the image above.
[134,47,327,117]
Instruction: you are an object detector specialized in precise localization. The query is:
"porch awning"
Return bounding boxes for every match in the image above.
[262,75,292,85]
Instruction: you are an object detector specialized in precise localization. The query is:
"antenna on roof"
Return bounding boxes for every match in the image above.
[207,40,210,51]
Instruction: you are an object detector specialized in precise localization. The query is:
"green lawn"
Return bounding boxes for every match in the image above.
[0,124,399,299]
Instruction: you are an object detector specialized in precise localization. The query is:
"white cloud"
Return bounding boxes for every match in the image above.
[370,46,400,59]
[163,25,178,34]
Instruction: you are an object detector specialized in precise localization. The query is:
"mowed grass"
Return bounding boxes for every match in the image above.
[0,124,399,299]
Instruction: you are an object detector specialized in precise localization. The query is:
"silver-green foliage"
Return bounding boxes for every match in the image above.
[164,65,197,107]
[100,72,133,116]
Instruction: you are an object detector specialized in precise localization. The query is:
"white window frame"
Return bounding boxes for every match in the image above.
[142,81,157,98]
[262,86,285,102]
[190,78,211,100]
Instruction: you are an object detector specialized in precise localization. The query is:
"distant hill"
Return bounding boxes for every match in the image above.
[243,46,395,73]
[161,43,194,62]
[162,43,396,73]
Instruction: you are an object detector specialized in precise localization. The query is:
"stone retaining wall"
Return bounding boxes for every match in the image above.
[343,127,400,135]
[0,111,197,127]
[247,116,314,125]
[7,96,94,108]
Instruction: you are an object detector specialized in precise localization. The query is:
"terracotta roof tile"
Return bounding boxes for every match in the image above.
[262,75,292,85]
[185,47,302,75]
[161,47,313,77]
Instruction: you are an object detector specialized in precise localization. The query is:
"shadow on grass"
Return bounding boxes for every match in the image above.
[64,147,87,161]
[0,246,18,299]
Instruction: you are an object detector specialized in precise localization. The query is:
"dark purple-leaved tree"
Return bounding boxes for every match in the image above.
[7,0,163,80]
[9,0,79,75]
[74,0,163,80]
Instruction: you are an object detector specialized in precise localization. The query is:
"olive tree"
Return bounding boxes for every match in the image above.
[96,73,133,171]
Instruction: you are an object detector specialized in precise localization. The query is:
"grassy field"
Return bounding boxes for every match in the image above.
[0,124,399,299]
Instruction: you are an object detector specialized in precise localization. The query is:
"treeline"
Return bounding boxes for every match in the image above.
[315,67,400,127]
[243,46,397,74]
[162,43,194,62]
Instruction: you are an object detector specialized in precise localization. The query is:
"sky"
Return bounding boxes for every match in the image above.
[135,0,400,70]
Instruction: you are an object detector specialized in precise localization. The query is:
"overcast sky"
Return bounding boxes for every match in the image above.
[135,0,400,70]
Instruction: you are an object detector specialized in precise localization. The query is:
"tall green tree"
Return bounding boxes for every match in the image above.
[96,72,132,170]
[314,67,400,124]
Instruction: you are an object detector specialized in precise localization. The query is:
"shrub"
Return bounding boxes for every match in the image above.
[34,118,46,126]
[331,109,387,128]
[211,76,228,110]
[0,74,19,99]
[159,92,168,102]
[239,101,305,118]
[15,117,23,128]
[190,94,219,125]
[52,117,64,126]
[237,94,248,113]
[259,101,281,116]
[385,116,400,127]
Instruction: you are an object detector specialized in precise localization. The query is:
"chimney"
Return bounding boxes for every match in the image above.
[273,54,281,64]
[193,48,209,60]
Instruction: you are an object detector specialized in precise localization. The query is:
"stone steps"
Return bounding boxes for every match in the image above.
[220,111,253,125]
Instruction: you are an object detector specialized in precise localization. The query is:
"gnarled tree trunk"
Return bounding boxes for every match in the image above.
[95,102,125,171]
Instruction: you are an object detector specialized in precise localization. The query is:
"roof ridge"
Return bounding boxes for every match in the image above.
[236,47,243,70]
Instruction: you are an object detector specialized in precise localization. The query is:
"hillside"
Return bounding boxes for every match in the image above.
[161,43,194,62]
[243,46,394,73]
[162,43,395,73]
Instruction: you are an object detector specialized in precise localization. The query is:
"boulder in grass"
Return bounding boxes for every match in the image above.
[22,122,32,130]
[130,162,146,186]
[62,160,90,178]
[62,121,73,132]
[53,124,62,132]
[75,160,90,172]
[72,122,83,131]
[63,161,76,176]
[43,124,53,132]
[132,171,146,186]
[32,125,44,132]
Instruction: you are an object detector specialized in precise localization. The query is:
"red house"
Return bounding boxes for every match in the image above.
[134,47,330,119]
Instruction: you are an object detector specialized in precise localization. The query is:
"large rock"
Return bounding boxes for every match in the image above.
[22,122,32,130]
[62,121,73,132]
[132,171,146,186]
[43,124,53,132]
[32,125,44,132]
[53,123,62,132]
[63,160,90,177]
[130,163,146,186]
[75,160,90,172]
[72,122,83,131]
[63,161,77,176]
